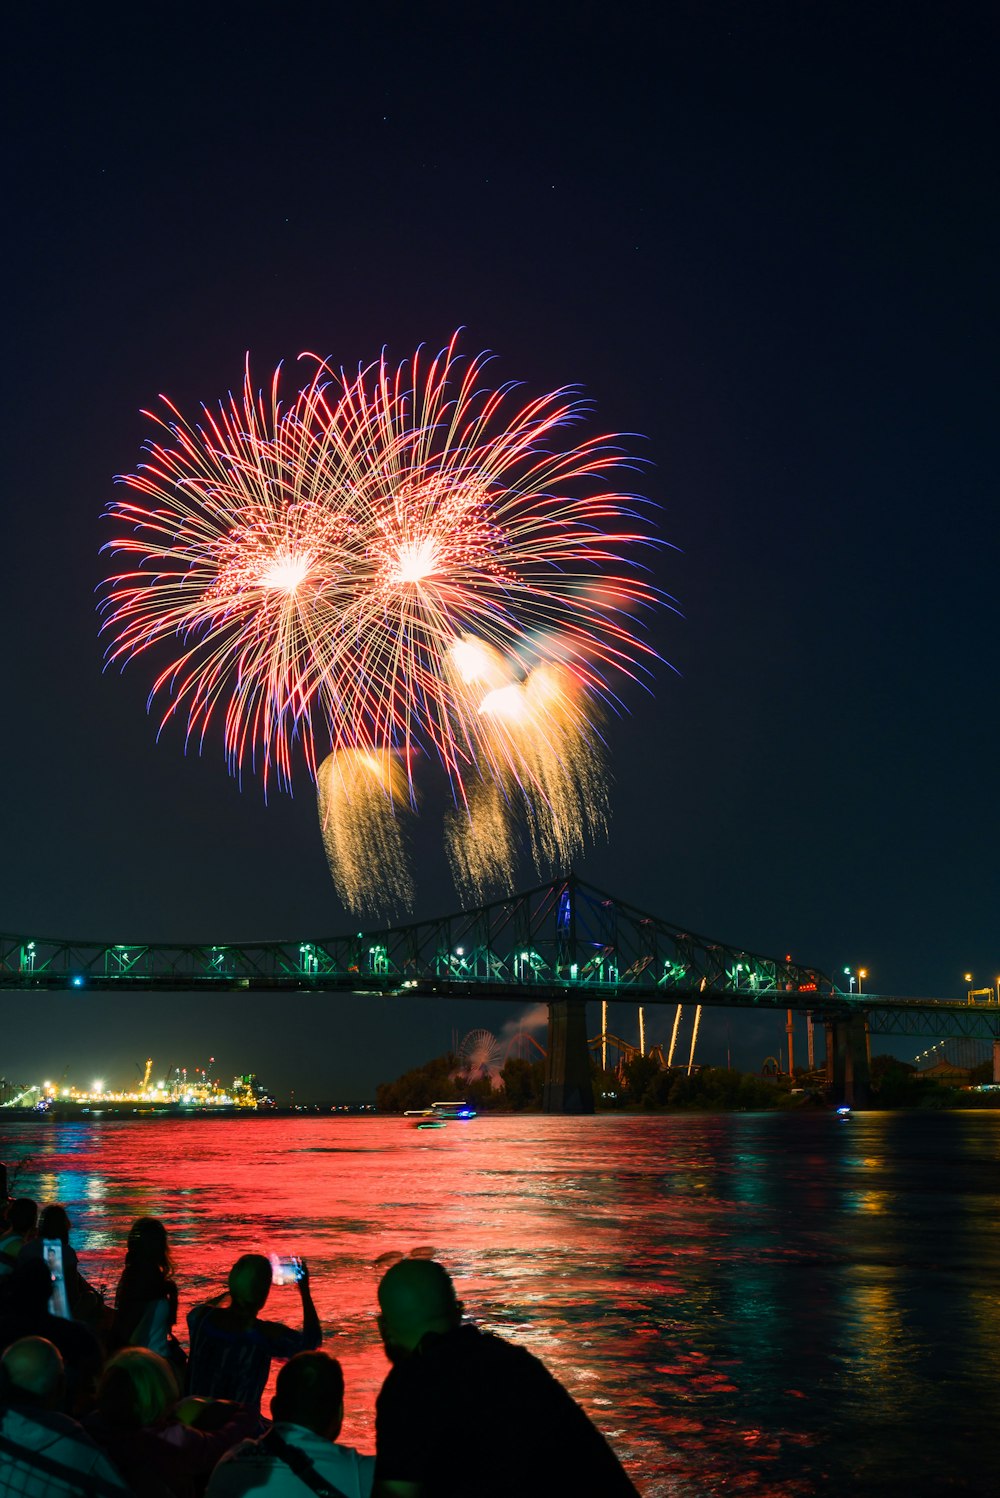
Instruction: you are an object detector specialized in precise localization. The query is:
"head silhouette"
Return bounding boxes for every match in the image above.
[1,1337,65,1410]
[8,1199,38,1237]
[124,1217,171,1274]
[10,1259,54,1316]
[271,1350,345,1438]
[98,1348,179,1429]
[228,1253,272,1312]
[38,1204,71,1243]
[377,1259,462,1358]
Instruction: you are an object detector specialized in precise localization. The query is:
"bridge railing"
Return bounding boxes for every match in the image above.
[0,875,835,997]
[0,934,829,998]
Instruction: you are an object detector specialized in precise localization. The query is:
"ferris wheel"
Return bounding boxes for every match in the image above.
[459,1028,503,1075]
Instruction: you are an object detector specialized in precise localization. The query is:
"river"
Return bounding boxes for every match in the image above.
[2,1109,999,1496]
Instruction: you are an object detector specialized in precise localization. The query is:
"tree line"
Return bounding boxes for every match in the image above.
[375,1050,1000,1113]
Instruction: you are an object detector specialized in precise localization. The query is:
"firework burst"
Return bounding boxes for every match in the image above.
[101,334,664,908]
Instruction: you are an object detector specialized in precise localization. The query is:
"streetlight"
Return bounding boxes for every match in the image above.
[844,966,856,994]
[858,968,867,994]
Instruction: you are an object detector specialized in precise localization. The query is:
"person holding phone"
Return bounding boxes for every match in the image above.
[0,1260,104,1416]
[17,1205,106,1329]
[187,1253,321,1417]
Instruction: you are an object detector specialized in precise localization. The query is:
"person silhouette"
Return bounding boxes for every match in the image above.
[373,1259,640,1497]
[187,1253,321,1415]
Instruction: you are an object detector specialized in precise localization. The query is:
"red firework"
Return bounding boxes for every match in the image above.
[100,333,663,796]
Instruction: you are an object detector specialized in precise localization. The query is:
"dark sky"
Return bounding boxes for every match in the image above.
[2,2,997,1099]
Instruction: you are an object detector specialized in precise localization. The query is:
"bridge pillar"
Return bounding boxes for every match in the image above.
[543,998,594,1114]
[829,1012,871,1108]
[993,1039,1000,1085]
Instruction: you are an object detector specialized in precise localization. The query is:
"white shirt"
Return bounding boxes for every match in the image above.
[206,1420,375,1498]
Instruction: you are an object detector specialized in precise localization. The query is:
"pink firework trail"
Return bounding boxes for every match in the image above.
[100,333,664,802]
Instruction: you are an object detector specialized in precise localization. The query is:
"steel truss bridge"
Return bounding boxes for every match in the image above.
[2,873,996,1038]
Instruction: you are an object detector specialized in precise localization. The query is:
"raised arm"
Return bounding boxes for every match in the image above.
[295,1258,322,1349]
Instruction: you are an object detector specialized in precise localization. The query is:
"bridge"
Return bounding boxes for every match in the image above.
[3,874,998,1109]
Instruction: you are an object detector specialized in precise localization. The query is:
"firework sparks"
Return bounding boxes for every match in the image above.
[445,779,515,904]
[474,662,607,873]
[316,749,412,913]
[101,334,663,908]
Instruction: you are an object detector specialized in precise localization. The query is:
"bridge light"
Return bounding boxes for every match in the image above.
[71,976,84,988]
[456,947,464,956]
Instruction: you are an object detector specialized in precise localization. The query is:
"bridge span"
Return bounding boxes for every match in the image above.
[3,875,997,1109]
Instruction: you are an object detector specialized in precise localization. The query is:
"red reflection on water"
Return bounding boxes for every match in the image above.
[12,1117,679,1486]
[16,1109,994,1497]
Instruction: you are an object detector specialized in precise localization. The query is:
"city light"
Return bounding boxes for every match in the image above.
[2,1067,271,1112]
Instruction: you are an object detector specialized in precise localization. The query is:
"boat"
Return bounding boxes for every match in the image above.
[404,1100,478,1125]
[430,1100,477,1119]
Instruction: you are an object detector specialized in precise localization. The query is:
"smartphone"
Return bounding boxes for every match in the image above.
[268,1253,303,1287]
[43,1239,71,1318]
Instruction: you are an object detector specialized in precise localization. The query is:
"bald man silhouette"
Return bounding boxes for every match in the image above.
[373,1260,640,1498]
[0,1337,131,1495]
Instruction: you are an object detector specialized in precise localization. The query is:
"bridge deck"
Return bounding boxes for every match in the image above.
[2,874,996,1035]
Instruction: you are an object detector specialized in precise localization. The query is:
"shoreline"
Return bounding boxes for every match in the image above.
[0,1103,376,1121]
[4,1100,999,1123]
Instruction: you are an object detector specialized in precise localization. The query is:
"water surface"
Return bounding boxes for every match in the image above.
[3,1110,999,1495]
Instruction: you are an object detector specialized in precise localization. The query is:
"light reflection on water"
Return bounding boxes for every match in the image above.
[3,1111,1000,1496]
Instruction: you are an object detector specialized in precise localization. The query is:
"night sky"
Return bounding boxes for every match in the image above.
[2,3,997,1099]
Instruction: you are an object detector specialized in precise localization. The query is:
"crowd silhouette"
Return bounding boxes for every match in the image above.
[0,1193,640,1496]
